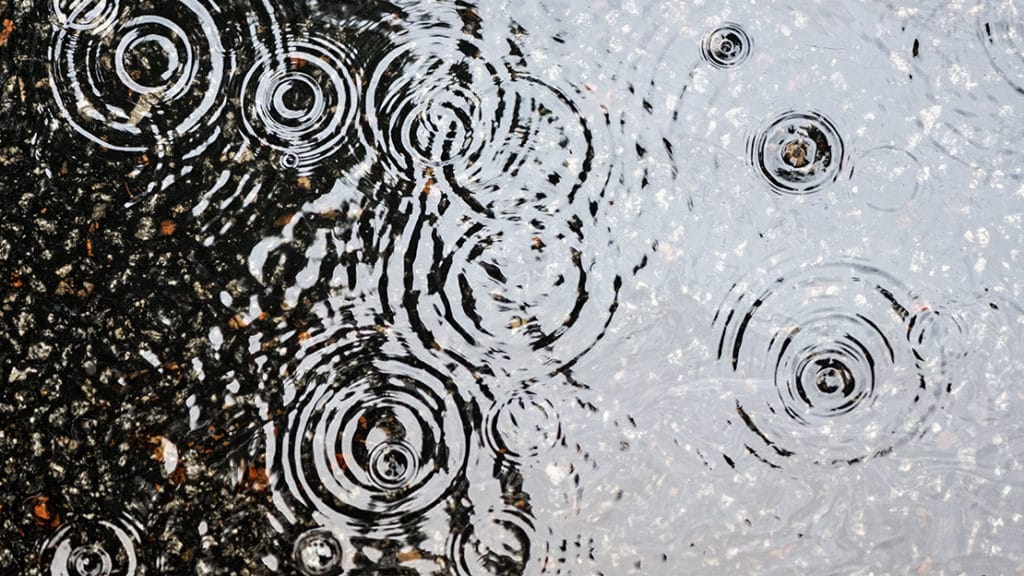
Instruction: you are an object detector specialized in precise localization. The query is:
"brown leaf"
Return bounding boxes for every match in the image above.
[246,467,269,492]
[30,496,60,528]
[0,20,13,47]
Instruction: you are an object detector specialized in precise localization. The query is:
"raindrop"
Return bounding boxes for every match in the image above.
[293,528,343,576]
[712,261,954,469]
[850,146,925,212]
[68,545,113,576]
[268,357,473,535]
[447,509,533,576]
[381,208,620,373]
[240,29,363,174]
[749,110,845,195]
[700,23,752,69]
[39,515,143,576]
[48,0,230,154]
[362,31,512,183]
[483,389,563,462]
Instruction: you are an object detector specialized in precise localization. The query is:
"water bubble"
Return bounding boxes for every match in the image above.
[850,146,925,212]
[749,110,845,195]
[700,23,752,69]
[240,30,362,174]
[293,528,343,576]
[48,0,229,154]
[39,515,143,576]
[712,261,953,469]
[268,357,473,534]
[980,1,1024,93]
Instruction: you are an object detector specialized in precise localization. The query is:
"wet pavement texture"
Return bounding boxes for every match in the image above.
[2,0,1024,574]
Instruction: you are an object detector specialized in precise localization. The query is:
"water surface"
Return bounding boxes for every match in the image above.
[2,0,1024,574]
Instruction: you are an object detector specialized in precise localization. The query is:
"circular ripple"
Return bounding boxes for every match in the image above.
[51,0,120,31]
[712,261,954,469]
[850,146,926,212]
[292,528,343,576]
[392,212,620,372]
[363,33,515,185]
[700,23,752,69]
[240,31,361,173]
[980,1,1024,93]
[39,516,143,576]
[952,294,1024,428]
[48,0,228,153]
[270,358,472,533]
[468,75,603,219]
[364,35,602,218]
[448,509,533,576]
[749,110,845,195]
[483,389,563,462]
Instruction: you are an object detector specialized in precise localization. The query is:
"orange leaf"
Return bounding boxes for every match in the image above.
[246,467,269,492]
[160,220,176,236]
[30,496,60,528]
[0,19,13,47]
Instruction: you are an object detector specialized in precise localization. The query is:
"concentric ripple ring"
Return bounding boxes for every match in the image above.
[39,515,143,576]
[749,110,845,195]
[700,22,752,69]
[712,261,955,469]
[240,31,361,173]
[268,358,472,534]
[48,0,228,153]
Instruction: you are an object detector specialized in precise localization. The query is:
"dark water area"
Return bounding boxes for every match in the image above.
[2,0,1024,574]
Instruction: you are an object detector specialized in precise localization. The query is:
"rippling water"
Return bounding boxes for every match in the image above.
[3,0,1024,574]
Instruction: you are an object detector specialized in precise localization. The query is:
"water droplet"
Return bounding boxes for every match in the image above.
[484,389,563,462]
[68,545,113,576]
[293,528,343,575]
[851,146,924,212]
[713,261,952,469]
[240,30,362,174]
[48,0,230,154]
[448,509,533,576]
[701,23,752,69]
[39,516,143,576]
[749,110,845,195]
[269,357,472,535]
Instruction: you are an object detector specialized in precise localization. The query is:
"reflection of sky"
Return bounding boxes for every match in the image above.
[10,0,1024,574]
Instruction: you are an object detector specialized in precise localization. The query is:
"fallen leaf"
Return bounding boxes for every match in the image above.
[30,495,60,528]
[246,467,269,492]
[160,220,175,236]
[0,20,13,47]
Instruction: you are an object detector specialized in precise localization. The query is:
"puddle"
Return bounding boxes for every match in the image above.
[3,0,1024,574]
